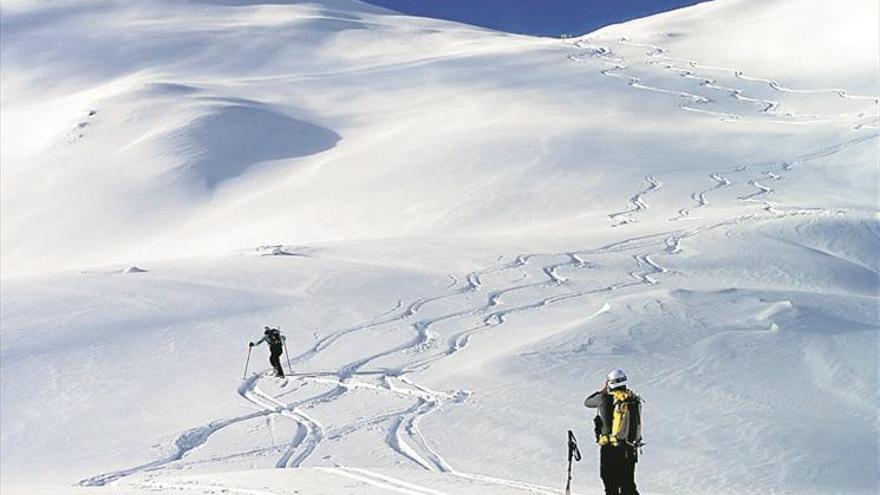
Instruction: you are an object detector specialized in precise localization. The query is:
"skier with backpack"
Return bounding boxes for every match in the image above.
[250,326,288,377]
[584,369,642,495]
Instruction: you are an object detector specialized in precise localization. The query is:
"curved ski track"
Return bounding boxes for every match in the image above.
[608,176,662,226]
[79,408,275,487]
[670,172,732,221]
[568,37,879,128]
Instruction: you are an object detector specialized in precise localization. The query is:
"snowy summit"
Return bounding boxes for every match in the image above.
[1,0,878,494]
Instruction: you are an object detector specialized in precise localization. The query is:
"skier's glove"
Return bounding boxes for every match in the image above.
[249,342,254,347]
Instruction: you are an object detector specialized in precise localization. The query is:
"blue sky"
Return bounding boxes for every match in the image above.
[362,1,710,37]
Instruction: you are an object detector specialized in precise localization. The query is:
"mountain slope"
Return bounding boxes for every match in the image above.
[1,1,877,494]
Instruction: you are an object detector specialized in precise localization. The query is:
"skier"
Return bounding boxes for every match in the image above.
[584,369,642,495]
[250,326,287,377]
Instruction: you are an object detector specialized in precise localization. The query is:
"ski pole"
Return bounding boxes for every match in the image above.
[282,328,293,374]
[243,345,252,379]
[565,430,581,495]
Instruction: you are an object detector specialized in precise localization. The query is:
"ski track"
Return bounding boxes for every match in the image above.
[323,466,571,495]
[385,376,453,473]
[79,407,274,486]
[617,38,879,122]
[319,466,449,495]
[671,172,732,221]
[135,479,283,495]
[568,37,879,127]
[246,379,330,469]
[80,35,880,490]
[608,176,662,226]
[569,43,741,122]
[341,467,450,495]
[738,179,773,202]
[451,472,567,495]
[249,248,615,477]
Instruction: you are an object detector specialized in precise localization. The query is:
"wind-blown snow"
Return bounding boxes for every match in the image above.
[1,0,877,494]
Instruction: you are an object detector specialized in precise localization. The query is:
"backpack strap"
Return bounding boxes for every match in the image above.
[608,389,639,446]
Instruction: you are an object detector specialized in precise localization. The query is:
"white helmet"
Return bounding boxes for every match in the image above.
[606,369,627,390]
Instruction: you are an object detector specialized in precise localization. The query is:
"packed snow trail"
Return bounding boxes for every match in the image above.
[568,37,879,128]
[137,480,283,495]
[247,379,328,469]
[670,173,732,221]
[608,176,662,226]
[321,467,451,495]
[79,408,275,487]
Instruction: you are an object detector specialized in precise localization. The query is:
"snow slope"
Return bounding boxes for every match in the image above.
[1,0,878,494]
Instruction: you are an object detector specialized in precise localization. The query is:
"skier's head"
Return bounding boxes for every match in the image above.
[606,368,627,390]
[264,326,272,335]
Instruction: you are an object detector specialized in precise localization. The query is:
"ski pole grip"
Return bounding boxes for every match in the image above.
[568,430,581,461]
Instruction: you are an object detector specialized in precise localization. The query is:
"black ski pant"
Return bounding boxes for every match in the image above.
[600,444,639,495]
[269,344,284,377]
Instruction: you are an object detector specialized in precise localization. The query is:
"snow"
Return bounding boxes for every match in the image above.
[1,0,878,494]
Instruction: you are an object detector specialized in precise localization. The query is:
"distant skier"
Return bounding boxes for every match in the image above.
[584,369,642,495]
[250,326,287,377]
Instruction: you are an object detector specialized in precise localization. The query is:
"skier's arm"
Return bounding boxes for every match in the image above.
[585,391,613,435]
[584,391,604,408]
[251,336,267,347]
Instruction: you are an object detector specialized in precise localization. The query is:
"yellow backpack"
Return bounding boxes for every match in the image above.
[598,389,642,447]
